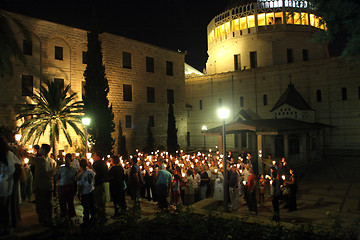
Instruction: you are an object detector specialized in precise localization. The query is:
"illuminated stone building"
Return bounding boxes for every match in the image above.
[1,11,186,154]
[185,0,360,165]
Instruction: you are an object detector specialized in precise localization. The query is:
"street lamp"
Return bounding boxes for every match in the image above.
[218,107,230,211]
[82,117,91,155]
[15,134,22,143]
[201,125,208,150]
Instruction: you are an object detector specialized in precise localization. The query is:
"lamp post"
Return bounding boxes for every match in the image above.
[218,107,230,211]
[201,125,208,150]
[82,117,91,155]
[15,134,22,143]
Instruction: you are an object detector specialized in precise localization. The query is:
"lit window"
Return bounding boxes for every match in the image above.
[258,13,266,26]
[294,12,301,25]
[275,12,283,24]
[225,22,231,34]
[266,12,275,25]
[232,19,240,31]
[240,17,247,29]
[301,13,309,25]
[286,12,294,24]
[247,15,255,28]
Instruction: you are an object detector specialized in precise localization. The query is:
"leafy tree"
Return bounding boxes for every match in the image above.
[143,118,155,154]
[117,120,128,159]
[167,104,178,154]
[16,80,84,155]
[83,12,115,155]
[311,0,360,58]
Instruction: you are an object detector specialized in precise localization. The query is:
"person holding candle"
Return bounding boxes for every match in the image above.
[271,170,281,221]
[199,165,209,200]
[55,153,77,224]
[228,165,239,210]
[108,155,126,218]
[156,164,172,209]
[128,157,144,212]
[184,169,195,205]
[77,158,96,228]
[247,168,257,215]
[284,168,298,211]
[30,144,56,227]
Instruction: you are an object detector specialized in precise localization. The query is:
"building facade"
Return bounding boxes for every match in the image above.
[2,11,186,154]
[185,0,360,161]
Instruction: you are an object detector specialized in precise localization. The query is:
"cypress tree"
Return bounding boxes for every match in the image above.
[117,120,128,159]
[144,118,155,154]
[83,10,114,155]
[167,104,178,154]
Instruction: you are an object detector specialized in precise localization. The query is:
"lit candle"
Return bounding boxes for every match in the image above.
[86,152,92,159]
[214,169,218,173]
[242,181,246,185]
[106,162,110,168]
[282,175,286,180]
[75,153,80,157]
[107,155,110,159]
[237,164,240,168]
[150,167,153,172]
[89,158,94,164]
[182,173,185,178]
[146,162,150,166]
[272,160,276,165]
[24,158,29,164]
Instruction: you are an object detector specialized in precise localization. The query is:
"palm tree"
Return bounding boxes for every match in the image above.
[16,79,85,155]
[0,10,29,78]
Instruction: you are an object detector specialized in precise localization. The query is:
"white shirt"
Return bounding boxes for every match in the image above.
[194,173,201,189]
[0,151,21,197]
[77,169,96,195]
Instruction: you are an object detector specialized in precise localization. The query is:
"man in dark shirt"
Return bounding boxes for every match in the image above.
[92,152,108,220]
[108,155,126,217]
[228,165,239,210]
[128,157,144,212]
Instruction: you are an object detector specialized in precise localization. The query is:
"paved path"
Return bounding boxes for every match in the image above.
[2,157,360,239]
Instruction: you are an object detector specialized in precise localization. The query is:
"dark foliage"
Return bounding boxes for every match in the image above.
[83,9,115,155]
[167,104,178,154]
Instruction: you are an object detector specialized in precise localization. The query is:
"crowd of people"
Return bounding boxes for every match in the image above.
[0,137,298,236]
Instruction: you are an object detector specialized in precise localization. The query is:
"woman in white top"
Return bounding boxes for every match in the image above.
[0,137,21,235]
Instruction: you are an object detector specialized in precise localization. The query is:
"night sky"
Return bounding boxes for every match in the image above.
[1,0,230,71]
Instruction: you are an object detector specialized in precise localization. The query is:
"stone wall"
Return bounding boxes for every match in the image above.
[2,11,186,154]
